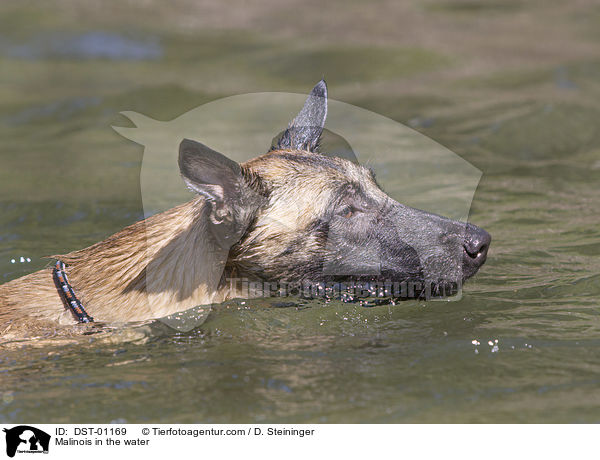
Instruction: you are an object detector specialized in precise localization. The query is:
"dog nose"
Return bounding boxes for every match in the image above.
[463,223,491,271]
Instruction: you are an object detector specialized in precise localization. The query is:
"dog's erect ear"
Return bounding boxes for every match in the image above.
[273,79,328,153]
[179,138,242,210]
[179,138,264,247]
[179,138,260,237]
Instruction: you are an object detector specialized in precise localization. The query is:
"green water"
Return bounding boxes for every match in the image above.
[1,1,599,423]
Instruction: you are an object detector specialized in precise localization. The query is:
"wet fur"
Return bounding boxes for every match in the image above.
[0,149,375,328]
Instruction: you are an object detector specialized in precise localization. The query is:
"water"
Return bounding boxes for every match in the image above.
[1,1,599,423]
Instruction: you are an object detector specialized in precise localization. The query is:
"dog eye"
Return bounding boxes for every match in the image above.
[339,205,358,218]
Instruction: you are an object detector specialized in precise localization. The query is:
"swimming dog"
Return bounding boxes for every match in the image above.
[0,80,490,329]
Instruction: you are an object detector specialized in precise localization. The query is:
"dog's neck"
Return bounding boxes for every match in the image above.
[56,198,233,323]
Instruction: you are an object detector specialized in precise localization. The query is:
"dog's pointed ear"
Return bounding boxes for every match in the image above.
[273,79,328,153]
[179,139,241,209]
[179,138,265,247]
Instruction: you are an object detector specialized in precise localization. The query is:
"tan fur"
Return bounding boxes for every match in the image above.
[231,151,383,280]
[0,197,231,328]
[0,149,379,332]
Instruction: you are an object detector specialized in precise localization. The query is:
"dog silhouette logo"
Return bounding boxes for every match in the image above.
[3,426,50,457]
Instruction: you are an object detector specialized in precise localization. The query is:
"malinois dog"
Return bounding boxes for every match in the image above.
[0,80,490,332]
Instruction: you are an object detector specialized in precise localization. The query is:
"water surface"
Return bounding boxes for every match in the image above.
[1,1,599,423]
